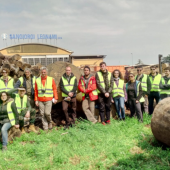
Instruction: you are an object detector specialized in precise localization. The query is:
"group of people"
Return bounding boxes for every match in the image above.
[0,61,169,151]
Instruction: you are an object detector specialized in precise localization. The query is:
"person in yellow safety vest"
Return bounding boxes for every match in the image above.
[111,69,127,121]
[14,68,36,108]
[7,87,38,134]
[160,67,170,100]
[135,66,151,114]
[0,68,14,93]
[60,66,78,130]
[126,72,144,122]
[0,91,19,151]
[95,62,113,125]
[148,65,162,115]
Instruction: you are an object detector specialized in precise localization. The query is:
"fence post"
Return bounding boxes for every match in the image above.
[159,54,162,74]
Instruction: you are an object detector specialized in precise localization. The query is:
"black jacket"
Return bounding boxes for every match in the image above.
[135,74,151,95]
[59,73,77,98]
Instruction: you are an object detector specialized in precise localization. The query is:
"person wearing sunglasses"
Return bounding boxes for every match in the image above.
[159,67,170,99]
[135,66,151,114]
[148,66,161,115]
[126,72,144,122]
[0,68,14,93]
[111,69,127,121]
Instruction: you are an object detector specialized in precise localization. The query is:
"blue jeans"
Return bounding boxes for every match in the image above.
[113,97,125,119]
[0,123,12,146]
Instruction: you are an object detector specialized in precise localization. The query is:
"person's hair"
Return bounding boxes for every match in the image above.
[24,68,32,73]
[84,65,90,71]
[129,72,135,77]
[40,67,48,72]
[99,62,106,67]
[65,66,71,70]
[1,68,10,74]
[0,91,10,103]
[137,66,143,69]
[164,67,170,71]
[112,69,123,79]
[150,65,157,69]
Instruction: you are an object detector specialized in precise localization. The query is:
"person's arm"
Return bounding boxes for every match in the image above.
[7,88,18,98]
[95,73,106,94]
[34,81,38,101]
[108,74,113,93]
[59,78,69,95]
[123,84,127,101]
[146,76,151,95]
[85,77,97,93]
[52,78,58,100]
[11,102,19,125]
[26,97,31,111]
[78,78,85,93]
[159,78,165,89]
[137,83,143,101]
[71,78,77,94]
[14,79,21,89]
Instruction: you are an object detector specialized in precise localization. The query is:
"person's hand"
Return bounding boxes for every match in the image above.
[136,100,139,103]
[68,92,73,97]
[15,125,19,129]
[25,111,30,118]
[111,100,114,103]
[53,99,58,104]
[35,101,39,106]
[105,93,109,98]
[145,95,148,97]
[125,99,127,102]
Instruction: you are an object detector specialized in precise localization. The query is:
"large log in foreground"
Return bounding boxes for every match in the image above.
[151,97,170,146]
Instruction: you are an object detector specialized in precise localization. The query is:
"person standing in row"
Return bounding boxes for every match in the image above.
[0,91,19,151]
[34,67,58,131]
[126,72,144,122]
[60,66,77,129]
[111,69,127,121]
[135,66,151,114]
[148,66,162,115]
[0,68,14,93]
[15,68,36,108]
[96,62,113,125]
[78,66,98,124]
[160,67,170,100]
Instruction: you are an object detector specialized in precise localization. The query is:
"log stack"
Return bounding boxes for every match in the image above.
[151,97,170,146]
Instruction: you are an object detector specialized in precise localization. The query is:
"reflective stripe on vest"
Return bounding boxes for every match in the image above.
[149,74,161,92]
[7,101,15,126]
[19,76,36,89]
[96,71,112,93]
[36,76,53,98]
[160,78,170,94]
[62,76,76,97]
[112,79,125,98]
[0,76,14,92]
[135,74,147,92]
[15,94,27,114]
[81,79,98,98]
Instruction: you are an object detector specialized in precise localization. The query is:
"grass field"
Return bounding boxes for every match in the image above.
[0,114,170,170]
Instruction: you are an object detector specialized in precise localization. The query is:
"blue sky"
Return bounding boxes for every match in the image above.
[0,0,170,65]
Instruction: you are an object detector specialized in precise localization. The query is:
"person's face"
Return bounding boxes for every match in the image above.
[66,67,71,76]
[114,71,119,78]
[151,67,156,74]
[1,93,7,101]
[25,70,31,78]
[137,68,143,75]
[18,90,26,97]
[165,70,170,76]
[100,64,106,71]
[129,74,135,81]
[2,70,8,77]
[41,70,47,77]
[84,68,90,76]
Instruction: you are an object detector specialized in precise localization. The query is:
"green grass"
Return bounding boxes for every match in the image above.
[0,114,170,170]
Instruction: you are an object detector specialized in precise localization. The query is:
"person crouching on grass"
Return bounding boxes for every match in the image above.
[126,72,144,122]
[111,69,127,121]
[0,91,19,151]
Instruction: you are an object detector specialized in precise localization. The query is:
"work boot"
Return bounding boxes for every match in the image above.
[2,146,7,152]
[102,122,106,125]
[106,120,111,124]
[48,123,53,130]
[28,125,38,133]
[21,127,26,134]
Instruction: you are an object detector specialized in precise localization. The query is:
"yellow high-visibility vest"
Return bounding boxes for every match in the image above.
[0,76,14,92]
[15,94,27,114]
[160,77,170,95]
[19,76,36,89]
[149,74,161,92]
[135,74,147,92]
[112,79,125,98]
[7,101,15,126]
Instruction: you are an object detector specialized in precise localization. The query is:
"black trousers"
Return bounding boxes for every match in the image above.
[98,93,111,122]
[128,99,143,122]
